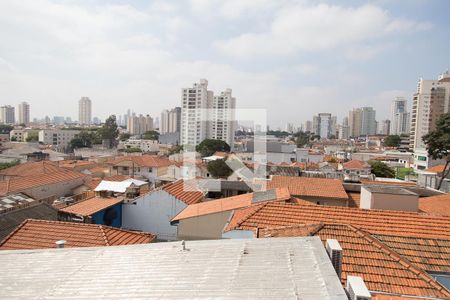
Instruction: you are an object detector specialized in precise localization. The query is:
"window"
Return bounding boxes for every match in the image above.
[429,273,450,290]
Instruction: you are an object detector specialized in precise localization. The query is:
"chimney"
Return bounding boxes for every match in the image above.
[55,240,66,248]
[346,276,371,300]
[326,239,342,279]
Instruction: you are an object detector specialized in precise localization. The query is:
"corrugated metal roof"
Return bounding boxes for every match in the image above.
[0,237,347,299]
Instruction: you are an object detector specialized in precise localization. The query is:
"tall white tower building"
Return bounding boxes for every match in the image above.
[410,71,450,169]
[78,97,92,126]
[180,79,236,147]
[390,97,410,135]
[0,105,15,124]
[211,89,236,147]
[18,102,30,125]
[312,113,337,139]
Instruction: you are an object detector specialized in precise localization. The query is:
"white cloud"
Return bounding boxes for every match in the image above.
[215,3,431,58]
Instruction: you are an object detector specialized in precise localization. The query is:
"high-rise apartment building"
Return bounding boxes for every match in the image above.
[127,113,153,136]
[161,107,181,134]
[379,119,391,135]
[390,97,410,135]
[78,97,92,126]
[348,107,377,137]
[18,101,30,125]
[410,71,450,151]
[312,113,337,139]
[338,117,350,139]
[180,79,236,147]
[304,120,313,133]
[210,89,236,146]
[0,105,15,124]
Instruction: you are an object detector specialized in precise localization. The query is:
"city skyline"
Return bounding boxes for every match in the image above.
[1,1,449,127]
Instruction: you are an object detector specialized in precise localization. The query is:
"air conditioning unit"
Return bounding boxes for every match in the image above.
[326,239,342,278]
[346,276,371,300]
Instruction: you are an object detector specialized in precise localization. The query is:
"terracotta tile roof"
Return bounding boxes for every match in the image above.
[0,203,58,241]
[0,219,154,250]
[161,180,204,205]
[265,175,348,200]
[58,160,97,169]
[0,170,86,196]
[343,160,371,169]
[226,202,450,239]
[418,193,450,216]
[59,196,123,216]
[347,192,361,207]
[110,155,172,168]
[374,234,450,273]
[425,164,448,173]
[0,161,61,177]
[172,188,291,221]
[260,224,450,299]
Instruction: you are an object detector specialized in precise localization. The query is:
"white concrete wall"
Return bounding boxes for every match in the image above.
[122,190,187,241]
[359,187,372,209]
[23,178,85,199]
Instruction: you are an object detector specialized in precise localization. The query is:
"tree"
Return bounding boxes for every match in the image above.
[0,124,13,134]
[123,147,142,153]
[119,133,131,141]
[169,144,184,155]
[384,135,401,147]
[0,159,20,170]
[69,130,95,150]
[142,130,159,140]
[207,159,233,178]
[98,115,119,148]
[26,131,39,142]
[423,113,450,190]
[196,139,230,157]
[293,131,312,148]
[368,160,395,178]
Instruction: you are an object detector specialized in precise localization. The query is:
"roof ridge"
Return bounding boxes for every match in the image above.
[347,225,450,298]
[99,226,110,246]
[234,202,270,229]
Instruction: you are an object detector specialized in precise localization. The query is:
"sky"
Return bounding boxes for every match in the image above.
[0,0,449,128]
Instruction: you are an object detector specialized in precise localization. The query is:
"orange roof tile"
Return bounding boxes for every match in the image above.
[226,202,450,239]
[172,188,290,221]
[162,180,204,205]
[0,219,154,250]
[343,160,371,169]
[374,234,450,274]
[265,175,348,200]
[59,196,123,216]
[260,224,450,299]
[58,160,97,169]
[0,170,86,196]
[347,192,361,207]
[425,164,448,173]
[0,161,61,177]
[110,155,172,168]
[419,193,450,216]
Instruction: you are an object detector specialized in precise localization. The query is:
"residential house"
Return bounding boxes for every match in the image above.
[122,180,204,241]
[340,160,371,178]
[223,201,450,299]
[0,202,58,240]
[109,155,172,184]
[262,175,349,206]
[0,219,155,250]
[0,169,87,200]
[171,188,291,240]
[59,196,124,228]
